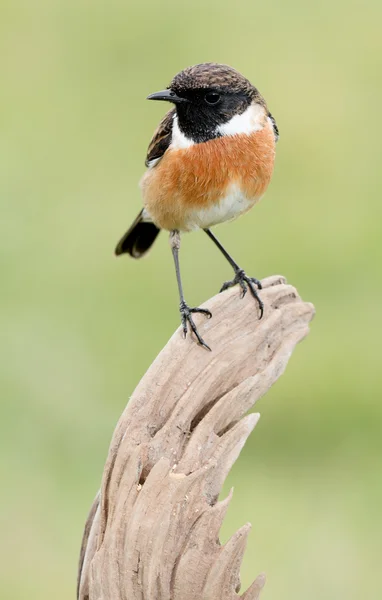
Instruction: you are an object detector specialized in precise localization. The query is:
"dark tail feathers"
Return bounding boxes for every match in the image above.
[115,210,160,258]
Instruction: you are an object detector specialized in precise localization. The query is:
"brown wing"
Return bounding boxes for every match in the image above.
[268,112,279,142]
[145,108,175,167]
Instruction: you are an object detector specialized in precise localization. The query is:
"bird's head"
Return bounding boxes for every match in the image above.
[147,63,269,143]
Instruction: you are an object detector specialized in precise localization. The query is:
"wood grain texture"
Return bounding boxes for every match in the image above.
[78,275,315,600]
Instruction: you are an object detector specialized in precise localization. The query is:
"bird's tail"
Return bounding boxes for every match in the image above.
[114,210,160,258]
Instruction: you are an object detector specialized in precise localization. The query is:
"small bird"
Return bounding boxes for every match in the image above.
[115,63,278,350]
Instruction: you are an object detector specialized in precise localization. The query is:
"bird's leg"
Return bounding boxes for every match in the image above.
[170,230,212,350]
[204,228,264,318]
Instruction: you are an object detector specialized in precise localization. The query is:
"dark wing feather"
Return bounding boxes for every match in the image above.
[268,112,279,142]
[145,109,175,167]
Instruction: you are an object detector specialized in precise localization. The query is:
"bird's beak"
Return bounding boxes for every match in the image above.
[146,89,189,104]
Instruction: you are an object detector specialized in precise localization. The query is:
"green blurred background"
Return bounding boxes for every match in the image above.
[1,1,381,598]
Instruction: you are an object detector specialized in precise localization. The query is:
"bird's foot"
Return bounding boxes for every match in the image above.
[220,269,264,318]
[179,301,212,350]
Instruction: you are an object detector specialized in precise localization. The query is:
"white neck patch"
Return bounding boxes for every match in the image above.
[217,102,266,137]
[171,114,194,149]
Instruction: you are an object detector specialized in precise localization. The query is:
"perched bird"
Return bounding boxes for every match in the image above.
[115,63,279,350]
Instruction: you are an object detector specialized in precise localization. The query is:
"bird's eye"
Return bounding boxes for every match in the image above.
[204,93,221,105]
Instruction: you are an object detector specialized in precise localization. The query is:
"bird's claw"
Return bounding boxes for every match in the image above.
[219,269,264,319]
[179,301,212,350]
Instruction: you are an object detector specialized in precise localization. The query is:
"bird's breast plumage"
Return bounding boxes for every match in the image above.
[140,120,276,232]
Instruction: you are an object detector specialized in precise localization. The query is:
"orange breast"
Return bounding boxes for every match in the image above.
[140,125,276,231]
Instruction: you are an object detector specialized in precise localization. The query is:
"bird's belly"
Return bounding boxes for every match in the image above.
[183,183,258,230]
[141,127,275,231]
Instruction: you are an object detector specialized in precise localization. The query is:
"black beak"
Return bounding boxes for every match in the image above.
[146,89,189,104]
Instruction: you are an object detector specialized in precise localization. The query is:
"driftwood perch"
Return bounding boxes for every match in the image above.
[78,275,315,600]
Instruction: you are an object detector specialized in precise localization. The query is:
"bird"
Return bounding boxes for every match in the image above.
[115,62,279,350]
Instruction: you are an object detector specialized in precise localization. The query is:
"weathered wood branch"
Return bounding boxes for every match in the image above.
[78,275,315,600]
